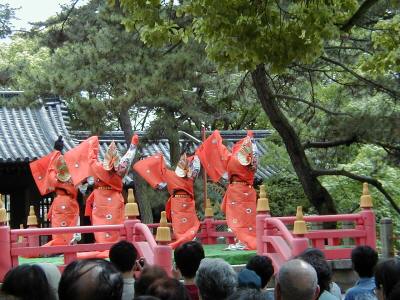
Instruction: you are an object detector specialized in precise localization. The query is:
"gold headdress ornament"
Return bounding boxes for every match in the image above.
[175,153,189,178]
[103,141,121,171]
[56,155,71,182]
[237,136,253,166]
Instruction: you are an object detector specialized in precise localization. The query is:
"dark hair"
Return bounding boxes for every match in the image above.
[246,255,274,288]
[227,288,266,300]
[388,282,400,300]
[58,259,123,300]
[109,240,138,273]
[134,265,168,297]
[1,264,52,300]
[174,241,205,278]
[147,277,191,300]
[134,297,161,300]
[351,245,378,277]
[298,251,332,294]
[375,258,400,300]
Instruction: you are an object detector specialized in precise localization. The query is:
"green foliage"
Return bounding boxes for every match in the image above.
[264,172,311,217]
[121,0,359,72]
[361,14,400,75]
[0,3,15,38]
[0,38,51,94]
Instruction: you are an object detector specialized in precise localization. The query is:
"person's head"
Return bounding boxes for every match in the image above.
[134,297,161,300]
[375,258,400,300]
[174,241,205,279]
[227,288,266,300]
[58,259,123,300]
[195,258,237,300]
[246,255,274,288]
[1,264,52,300]
[134,265,168,297]
[275,259,319,300]
[351,245,378,278]
[298,249,332,294]
[237,268,261,290]
[36,263,62,300]
[146,277,190,300]
[109,240,138,273]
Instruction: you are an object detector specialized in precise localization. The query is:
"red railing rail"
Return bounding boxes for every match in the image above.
[0,219,173,282]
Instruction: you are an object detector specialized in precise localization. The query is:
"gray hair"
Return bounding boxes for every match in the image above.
[195,258,237,300]
[277,259,318,300]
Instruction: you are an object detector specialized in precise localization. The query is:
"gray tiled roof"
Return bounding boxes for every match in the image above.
[0,93,276,178]
[0,97,76,162]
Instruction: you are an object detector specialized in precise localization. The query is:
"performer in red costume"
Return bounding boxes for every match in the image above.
[196,130,258,250]
[65,134,139,243]
[133,152,200,249]
[30,150,79,246]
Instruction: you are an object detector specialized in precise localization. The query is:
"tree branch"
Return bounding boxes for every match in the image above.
[313,168,400,214]
[274,94,351,116]
[321,56,400,98]
[60,0,80,34]
[303,136,357,149]
[341,0,379,32]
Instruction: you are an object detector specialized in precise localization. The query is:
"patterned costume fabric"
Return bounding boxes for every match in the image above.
[65,135,138,243]
[30,151,79,246]
[133,153,200,249]
[196,130,258,249]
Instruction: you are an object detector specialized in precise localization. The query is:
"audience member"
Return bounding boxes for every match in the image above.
[228,288,267,300]
[275,259,320,300]
[299,248,342,298]
[1,264,53,300]
[195,258,237,300]
[344,245,378,300]
[246,255,275,299]
[110,240,138,300]
[58,258,123,300]
[134,265,168,298]
[375,258,400,300]
[298,249,339,300]
[237,268,262,290]
[174,241,205,300]
[246,255,274,289]
[36,263,62,300]
[146,277,191,300]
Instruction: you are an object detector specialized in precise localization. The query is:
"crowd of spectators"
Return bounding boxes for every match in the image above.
[1,241,399,300]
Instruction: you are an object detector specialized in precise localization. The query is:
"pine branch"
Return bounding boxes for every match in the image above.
[313,168,400,214]
[274,94,351,116]
[341,0,379,32]
[321,56,400,98]
[303,136,357,149]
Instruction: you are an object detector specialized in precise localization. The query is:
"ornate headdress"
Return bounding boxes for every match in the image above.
[56,155,71,182]
[237,136,253,166]
[175,153,189,178]
[175,153,200,178]
[103,141,121,171]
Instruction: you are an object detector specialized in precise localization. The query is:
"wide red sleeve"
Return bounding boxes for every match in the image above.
[29,151,60,196]
[64,136,99,186]
[195,130,230,182]
[132,154,166,189]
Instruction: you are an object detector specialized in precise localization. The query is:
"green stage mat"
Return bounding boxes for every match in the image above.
[18,244,256,266]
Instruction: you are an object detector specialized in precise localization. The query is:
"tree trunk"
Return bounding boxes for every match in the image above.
[118,106,153,223]
[251,64,337,215]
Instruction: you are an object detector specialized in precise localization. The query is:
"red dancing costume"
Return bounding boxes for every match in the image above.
[65,135,138,243]
[30,151,79,246]
[133,153,200,249]
[196,130,258,250]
